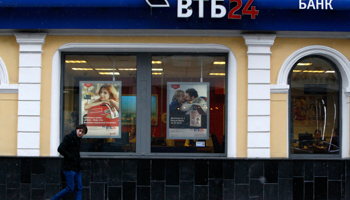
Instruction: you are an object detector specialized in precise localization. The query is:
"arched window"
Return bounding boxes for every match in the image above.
[289,56,340,157]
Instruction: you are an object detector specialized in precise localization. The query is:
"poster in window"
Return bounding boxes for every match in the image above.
[167,82,210,140]
[79,81,122,138]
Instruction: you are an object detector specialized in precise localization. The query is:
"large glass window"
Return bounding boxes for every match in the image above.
[289,56,340,157]
[62,53,227,155]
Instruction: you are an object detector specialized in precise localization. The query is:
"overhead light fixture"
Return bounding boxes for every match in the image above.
[209,73,225,76]
[99,72,120,75]
[293,70,302,72]
[152,61,162,64]
[66,60,87,64]
[152,68,163,71]
[95,68,115,71]
[303,70,325,73]
[118,68,137,71]
[152,72,163,75]
[72,68,93,70]
[213,61,226,65]
[297,63,312,66]
[325,70,335,73]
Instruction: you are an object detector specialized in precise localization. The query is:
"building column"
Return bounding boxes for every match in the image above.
[15,33,46,156]
[243,34,276,158]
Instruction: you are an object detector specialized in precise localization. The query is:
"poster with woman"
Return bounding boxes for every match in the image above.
[79,81,122,138]
[167,82,210,140]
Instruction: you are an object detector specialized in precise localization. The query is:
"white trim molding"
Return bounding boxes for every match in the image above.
[276,45,350,158]
[244,34,276,158]
[51,43,238,157]
[0,57,19,93]
[15,33,46,156]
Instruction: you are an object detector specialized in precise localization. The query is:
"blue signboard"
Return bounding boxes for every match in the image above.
[0,0,348,31]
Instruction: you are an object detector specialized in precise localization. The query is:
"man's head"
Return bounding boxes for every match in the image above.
[185,88,198,102]
[76,124,88,138]
[314,129,321,140]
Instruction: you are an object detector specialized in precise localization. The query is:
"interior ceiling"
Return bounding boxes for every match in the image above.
[65,55,226,78]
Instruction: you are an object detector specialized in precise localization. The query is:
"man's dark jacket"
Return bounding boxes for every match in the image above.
[58,131,82,172]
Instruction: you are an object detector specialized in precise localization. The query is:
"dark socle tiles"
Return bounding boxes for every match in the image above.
[264,184,278,200]
[180,160,194,181]
[180,181,193,200]
[328,161,342,180]
[278,160,293,179]
[81,159,91,171]
[123,182,136,200]
[152,159,165,181]
[304,161,314,182]
[235,161,249,184]
[31,159,45,174]
[108,187,122,200]
[0,185,5,200]
[107,159,122,186]
[0,160,6,185]
[223,180,234,200]
[82,170,91,187]
[304,182,313,200]
[194,186,208,200]
[264,161,278,183]
[83,187,90,200]
[7,174,20,189]
[250,180,263,200]
[7,159,20,175]
[208,160,222,179]
[151,182,165,200]
[123,160,137,182]
[195,160,208,186]
[249,161,264,179]
[234,184,249,200]
[7,189,20,200]
[328,181,341,200]
[166,160,179,186]
[293,161,305,177]
[314,161,328,177]
[45,184,60,199]
[21,183,31,199]
[45,159,60,184]
[223,160,234,180]
[137,186,150,200]
[31,189,45,200]
[92,159,107,182]
[209,179,222,200]
[315,177,327,199]
[293,177,304,200]
[91,183,105,200]
[21,158,31,184]
[166,186,179,200]
[31,174,46,188]
[278,179,293,200]
[137,160,150,186]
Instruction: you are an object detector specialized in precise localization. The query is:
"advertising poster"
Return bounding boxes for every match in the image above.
[167,82,210,140]
[79,81,122,138]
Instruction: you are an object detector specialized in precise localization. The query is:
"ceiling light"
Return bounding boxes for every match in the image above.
[118,68,137,71]
[152,68,163,71]
[213,61,226,65]
[95,68,115,71]
[293,70,302,72]
[302,70,325,73]
[152,61,162,64]
[209,73,225,76]
[325,70,335,73]
[72,68,93,70]
[297,63,312,66]
[98,72,120,75]
[152,72,163,75]
[66,60,87,64]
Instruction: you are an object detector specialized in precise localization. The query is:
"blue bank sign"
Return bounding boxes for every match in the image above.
[0,0,348,31]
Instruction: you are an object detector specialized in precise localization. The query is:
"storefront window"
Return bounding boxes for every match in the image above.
[289,56,340,156]
[151,55,226,153]
[62,54,137,152]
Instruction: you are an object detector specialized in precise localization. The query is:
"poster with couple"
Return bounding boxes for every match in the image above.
[167,82,210,140]
[79,81,122,138]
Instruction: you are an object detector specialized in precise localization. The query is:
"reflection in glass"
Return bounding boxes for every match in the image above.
[289,56,340,155]
[62,54,137,152]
